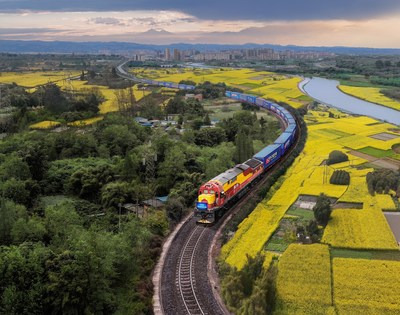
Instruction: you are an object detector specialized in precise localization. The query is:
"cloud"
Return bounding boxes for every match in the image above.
[18,18,397,48]
[89,17,124,26]
[0,0,399,21]
[0,27,62,35]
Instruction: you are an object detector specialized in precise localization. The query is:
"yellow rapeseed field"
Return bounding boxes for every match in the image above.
[249,77,308,108]
[60,80,150,114]
[339,85,400,111]
[333,258,400,314]
[29,120,61,129]
[68,116,104,126]
[275,244,333,314]
[0,71,80,87]
[322,196,398,250]
[151,67,309,108]
[221,105,400,269]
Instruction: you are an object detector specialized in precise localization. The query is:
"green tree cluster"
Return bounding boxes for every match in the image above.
[313,193,332,227]
[326,150,348,165]
[330,170,350,185]
[221,254,277,314]
[366,169,400,195]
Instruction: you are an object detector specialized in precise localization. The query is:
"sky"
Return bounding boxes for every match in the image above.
[0,0,399,47]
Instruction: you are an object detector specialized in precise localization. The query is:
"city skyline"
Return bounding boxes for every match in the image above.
[0,1,400,48]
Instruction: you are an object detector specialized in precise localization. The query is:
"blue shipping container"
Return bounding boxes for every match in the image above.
[274,132,292,154]
[254,144,281,168]
[246,95,257,104]
[262,100,271,109]
[286,124,296,133]
[231,92,240,100]
[256,97,264,107]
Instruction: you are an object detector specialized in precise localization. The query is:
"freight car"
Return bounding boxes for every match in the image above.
[194,91,297,224]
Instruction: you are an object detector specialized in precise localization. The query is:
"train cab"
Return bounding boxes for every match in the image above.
[196,182,224,211]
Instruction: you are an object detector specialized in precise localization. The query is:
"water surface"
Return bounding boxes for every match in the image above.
[302,77,400,125]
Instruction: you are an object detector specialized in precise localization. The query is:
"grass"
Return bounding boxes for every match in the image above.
[358,146,394,158]
[286,207,315,221]
[264,238,290,252]
[331,248,400,261]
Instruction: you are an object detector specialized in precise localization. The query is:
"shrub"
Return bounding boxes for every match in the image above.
[330,170,350,185]
[327,150,348,165]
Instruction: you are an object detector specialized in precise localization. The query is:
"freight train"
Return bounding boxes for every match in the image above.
[115,63,297,224]
[195,91,297,224]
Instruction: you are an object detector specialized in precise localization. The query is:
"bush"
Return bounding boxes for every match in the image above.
[327,150,348,165]
[313,194,332,227]
[330,170,350,185]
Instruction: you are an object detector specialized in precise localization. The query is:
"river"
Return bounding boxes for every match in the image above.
[300,77,400,125]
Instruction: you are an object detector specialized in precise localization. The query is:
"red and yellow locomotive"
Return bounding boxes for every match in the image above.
[195,158,263,224]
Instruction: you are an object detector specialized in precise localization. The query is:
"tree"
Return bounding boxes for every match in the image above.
[0,154,31,181]
[234,129,254,163]
[327,150,348,165]
[194,127,226,147]
[375,60,384,69]
[101,182,132,209]
[203,112,211,125]
[0,179,30,206]
[0,199,25,245]
[313,193,332,226]
[37,83,68,114]
[221,272,245,312]
[165,96,185,115]
[165,198,185,223]
[191,118,203,131]
[330,170,350,185]
[11,216,46,244]
[67,164,115,200]
[100,125,139,156]
[0,243,51,314]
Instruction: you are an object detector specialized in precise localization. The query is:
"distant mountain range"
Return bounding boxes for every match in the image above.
[1,39,400,55]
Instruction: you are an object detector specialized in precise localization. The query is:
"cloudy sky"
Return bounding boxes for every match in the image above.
[0,0,399,47]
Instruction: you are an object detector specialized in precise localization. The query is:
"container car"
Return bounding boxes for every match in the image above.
[274,132,293,154]
[254,144,282,169]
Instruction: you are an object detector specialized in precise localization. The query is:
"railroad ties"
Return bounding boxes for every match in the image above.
[176,226,207,315]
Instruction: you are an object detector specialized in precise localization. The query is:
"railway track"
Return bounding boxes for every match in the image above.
[177,226,207,315]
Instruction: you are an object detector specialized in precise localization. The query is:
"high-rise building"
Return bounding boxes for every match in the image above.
[165,48,171,61]
[173,48,181,61]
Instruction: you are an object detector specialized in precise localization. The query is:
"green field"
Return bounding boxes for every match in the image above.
[331,248,400,261]
[358,146,394,158]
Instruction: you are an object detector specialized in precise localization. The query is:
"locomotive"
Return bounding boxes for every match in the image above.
[195,91,297,224]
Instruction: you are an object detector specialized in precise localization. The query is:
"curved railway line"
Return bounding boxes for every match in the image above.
[177,226,206,315]
[115,62,303,315]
